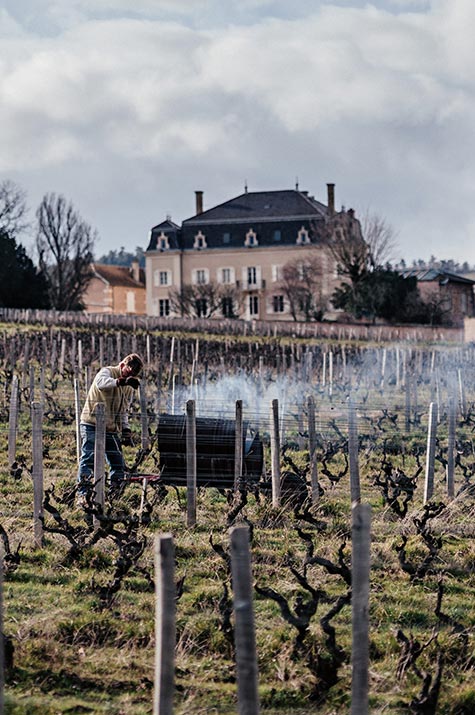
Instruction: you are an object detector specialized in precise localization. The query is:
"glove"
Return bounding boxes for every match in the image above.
[125,376,140,389]
[116,377,127,386]
[121,428,134,447]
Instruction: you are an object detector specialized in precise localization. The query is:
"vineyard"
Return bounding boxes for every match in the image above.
[1,320,475,714]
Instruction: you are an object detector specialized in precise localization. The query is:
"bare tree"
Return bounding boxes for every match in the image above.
[325,211,369,286]
[0,180,29,238]
[169,281,242,318]
[36,193,96,310]
[279,253,328,321]
[361,210,398,268]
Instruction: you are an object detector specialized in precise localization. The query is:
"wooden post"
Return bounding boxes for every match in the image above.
[59,337,66,375]
[93,403,106,527]
[229,525,260,715]
[447,398,456,499]
[31,401,44,548]
[153,533,176,715]
[234,400,243,490]
[8,375,19,465]
[139,381,149,451]
[186,400,197,528]
[29,364,35,402]
[73,378,82,465]
[351,503,371,715]
[423,402,437,504]
[270,399,281,508]
[0,547,4,713]
[308,396,319,504]
[405,374,411,434]
[348,399,361,505]
[458,368,467,419]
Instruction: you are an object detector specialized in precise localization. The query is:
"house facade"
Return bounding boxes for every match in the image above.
[402,269,475,327]
[82,262,146,315]
[145,184,361,321]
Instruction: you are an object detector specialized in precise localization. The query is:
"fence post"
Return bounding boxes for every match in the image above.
[31,401,44,548]
[348,399,361,505]
[307,396,319,504]
[186,399,197,528]
[234,400,243,490]
[8,375,19,465]
[423,402,437,504]
[153,533,176,715]
[270,399,281,508]
[93,403,106,528]
[229,525,260,715]
[447,398,456,499]
[351,502,371,715]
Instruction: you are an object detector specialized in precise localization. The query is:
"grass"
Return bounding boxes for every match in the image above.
[2,337,475,713]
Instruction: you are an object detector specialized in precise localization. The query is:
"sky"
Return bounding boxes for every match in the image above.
[1,0,474,266]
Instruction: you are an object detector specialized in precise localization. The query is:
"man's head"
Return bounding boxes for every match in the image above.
[119,353,143,378]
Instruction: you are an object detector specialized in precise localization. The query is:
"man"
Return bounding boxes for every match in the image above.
[77,352,143,505]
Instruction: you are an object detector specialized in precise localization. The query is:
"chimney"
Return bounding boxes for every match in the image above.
[327,183,335,215]
[195,190,203,215]
[131,260,140,283]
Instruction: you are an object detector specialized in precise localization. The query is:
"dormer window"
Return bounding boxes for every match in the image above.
[245,229,258,247]
[193,230,207,250]
[296,226,310,245]
[157,232,170,251]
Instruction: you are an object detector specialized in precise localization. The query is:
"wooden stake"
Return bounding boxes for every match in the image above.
[153,533,176,715]
[270,399,281,508]
[423,402,437,504]
[351,502,371,715]
[229,525,260,715]
[186,400,197,527]
[31,401,44,548]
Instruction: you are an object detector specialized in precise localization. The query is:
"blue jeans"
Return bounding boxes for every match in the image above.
[77,423,126,494]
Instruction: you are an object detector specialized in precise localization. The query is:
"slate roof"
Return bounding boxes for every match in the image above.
[147,219,181,251]
[402,269,475,285]
[183,190,328,224]
[146,189,334,252]
[91,263,145,288]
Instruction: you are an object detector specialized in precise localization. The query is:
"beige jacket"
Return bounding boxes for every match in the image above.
[80,365,135,432]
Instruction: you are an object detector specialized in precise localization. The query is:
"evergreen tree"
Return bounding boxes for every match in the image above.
[0,229,50,308]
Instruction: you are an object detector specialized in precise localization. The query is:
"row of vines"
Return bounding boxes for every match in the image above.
[1,323,475,713]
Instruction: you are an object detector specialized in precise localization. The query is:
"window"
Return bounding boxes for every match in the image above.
[193,230,207,249]
[222,268,232,284]
[273,230,281,242]
[245,229,258,247]
[157,232,170,251]
[196,298,207,317]
[126,291,135,313]
[196,269,207,285]
[461,293,468,313]
[222,297,235,318]
[154,269,171,287]
[272,265,282,282]
[273,295,284,313]
[249,295,259,316]
[296,226,310,245]
[159,299,170,317]
[247,267,257,286]
[223,232,231,244]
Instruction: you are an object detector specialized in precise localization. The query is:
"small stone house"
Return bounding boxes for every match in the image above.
[82,262,146,315]
[402,269,475,327]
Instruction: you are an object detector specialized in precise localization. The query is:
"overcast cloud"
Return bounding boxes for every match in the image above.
[1,0,474,265]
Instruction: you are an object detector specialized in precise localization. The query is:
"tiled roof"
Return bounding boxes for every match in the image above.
[91,263,145,288]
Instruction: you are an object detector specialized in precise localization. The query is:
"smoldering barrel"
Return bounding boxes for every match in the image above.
[153,414,264,490]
